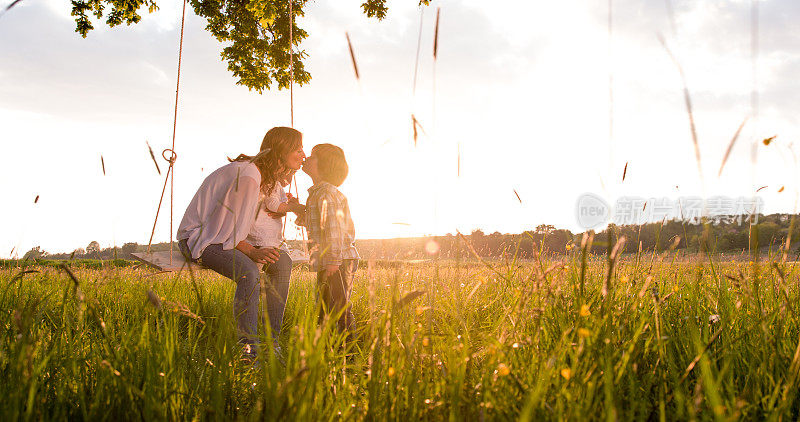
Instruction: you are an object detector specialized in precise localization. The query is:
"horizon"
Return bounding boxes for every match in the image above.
[27,208,799,257]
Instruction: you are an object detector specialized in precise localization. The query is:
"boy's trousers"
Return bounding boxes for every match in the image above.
[316,259,358,333]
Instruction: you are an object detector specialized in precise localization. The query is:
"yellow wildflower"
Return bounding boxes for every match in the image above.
[560,368,572,380]
[580,304,591,317]
[497,363,510,376]
[387,367,396,377]
[578,328,591,338]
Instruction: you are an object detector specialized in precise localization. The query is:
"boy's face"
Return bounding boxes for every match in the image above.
[302,151,319,180]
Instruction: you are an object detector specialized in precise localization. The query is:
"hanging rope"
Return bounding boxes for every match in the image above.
[289,0,294,127]
[409,8,424,147]
[284,0,308,253]
[412,8,424,96]
[608,0,614,188]
[147,0,188,264]
[284,0,294,240]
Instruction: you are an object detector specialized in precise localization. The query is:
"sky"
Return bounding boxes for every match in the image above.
[1,0,799,257]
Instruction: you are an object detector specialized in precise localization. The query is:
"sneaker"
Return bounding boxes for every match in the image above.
[241,343,259,365]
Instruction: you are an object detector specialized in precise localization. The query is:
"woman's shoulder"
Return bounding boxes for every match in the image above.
[199,161,260,191]
[225,160,261,180]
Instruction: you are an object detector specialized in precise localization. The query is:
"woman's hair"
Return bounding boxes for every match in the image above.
[229,127,303,194]
[312,143,349,186]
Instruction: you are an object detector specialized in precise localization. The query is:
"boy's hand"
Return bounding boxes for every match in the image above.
[291,203,306,215]
[267,210,286,219]
[324,264,339,277]
[295,212,306,227]
[286,195,305,214]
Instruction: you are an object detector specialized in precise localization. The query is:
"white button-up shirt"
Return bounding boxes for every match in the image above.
[177,160,261,259]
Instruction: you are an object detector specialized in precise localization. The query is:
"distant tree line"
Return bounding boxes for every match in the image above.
[353,214,800,260]
[21,213,800,262]
[26,240,178,261]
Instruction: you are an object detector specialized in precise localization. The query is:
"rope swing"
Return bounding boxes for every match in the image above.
[146,0,188,264]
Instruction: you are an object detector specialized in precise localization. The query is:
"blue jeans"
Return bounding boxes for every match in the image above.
[261,250,292,346]
[178,240,292,348]
[317,259,358,334]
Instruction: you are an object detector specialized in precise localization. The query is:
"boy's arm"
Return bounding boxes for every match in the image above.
[274,196,305,215]
[320,192,345,273]
[266,188,304,216]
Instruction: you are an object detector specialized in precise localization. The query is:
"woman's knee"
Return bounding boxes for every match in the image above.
[244,265,261,285]
[278,250,292,266]
[233,258,261,286]
[267,250,292,272]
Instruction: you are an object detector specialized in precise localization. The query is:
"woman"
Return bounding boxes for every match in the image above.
[177,127,305,357]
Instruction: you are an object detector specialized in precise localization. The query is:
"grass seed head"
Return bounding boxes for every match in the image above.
[146,290,162,309]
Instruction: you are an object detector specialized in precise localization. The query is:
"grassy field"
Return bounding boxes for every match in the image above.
[2,244,800,420]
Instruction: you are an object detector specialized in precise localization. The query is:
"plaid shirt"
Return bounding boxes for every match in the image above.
[306,181,359,271]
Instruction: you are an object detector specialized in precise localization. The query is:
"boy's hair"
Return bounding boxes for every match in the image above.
[312,143,349,186]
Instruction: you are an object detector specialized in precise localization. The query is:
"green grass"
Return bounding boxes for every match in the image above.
[2,247,800,420]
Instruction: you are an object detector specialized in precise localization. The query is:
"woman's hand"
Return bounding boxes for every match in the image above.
[324,264,339,278]
[236,241,279,264]
[250,247,280,264]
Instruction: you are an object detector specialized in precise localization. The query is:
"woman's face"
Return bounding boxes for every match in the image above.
[284,144,306,170]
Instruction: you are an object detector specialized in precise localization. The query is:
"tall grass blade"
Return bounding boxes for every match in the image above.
[717,118,748,177]
[345,32,360,80]
[146,141,162,175]
[0,0,23,18]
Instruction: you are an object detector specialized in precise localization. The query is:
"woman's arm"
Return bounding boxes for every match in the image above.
[215,167,268,251]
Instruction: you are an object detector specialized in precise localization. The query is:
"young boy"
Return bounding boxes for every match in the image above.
[301,144,359,333]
